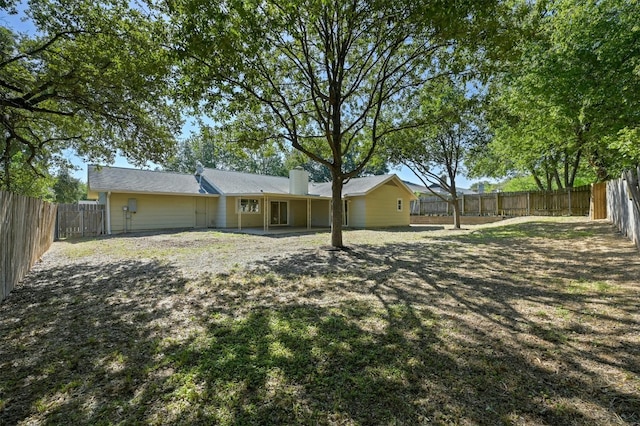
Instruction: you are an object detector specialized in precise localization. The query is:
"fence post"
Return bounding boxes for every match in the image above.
[527,192,531,216]
[461,194,465,215]
[496,192,500,216]
[568,188,572,216]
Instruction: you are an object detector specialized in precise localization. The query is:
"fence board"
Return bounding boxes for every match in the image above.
[1,191,57,302]
[414,186,591,217]
[590,182,607,219]
[608,167,640,250]
[56,203,104,238]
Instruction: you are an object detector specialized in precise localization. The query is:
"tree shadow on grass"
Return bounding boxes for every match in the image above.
[0,259,188,424]
[218,219,639,424]
[1,219,638,425]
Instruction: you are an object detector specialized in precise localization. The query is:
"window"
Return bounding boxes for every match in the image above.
[397,198,403,212]
[238,198,260,213]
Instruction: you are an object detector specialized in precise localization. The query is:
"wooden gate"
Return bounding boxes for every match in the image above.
[57,203,105,239]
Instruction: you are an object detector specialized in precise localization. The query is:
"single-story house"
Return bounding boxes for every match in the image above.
[87,165,417,234]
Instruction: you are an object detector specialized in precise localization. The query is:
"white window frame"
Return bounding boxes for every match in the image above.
[397,198,403,212]
[237,198,261,214]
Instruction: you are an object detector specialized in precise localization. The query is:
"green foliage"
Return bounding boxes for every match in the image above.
[165,126,288,176]
[285,150,389,182]
[0,151,55,198]
[501,176,540,192]
[167,0,503,247]
[52,169,85,203]
[470,0,640,185]
[382,77,487,227]
[1,0,181,196]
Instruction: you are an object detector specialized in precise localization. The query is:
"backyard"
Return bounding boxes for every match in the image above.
[0,217,639,425]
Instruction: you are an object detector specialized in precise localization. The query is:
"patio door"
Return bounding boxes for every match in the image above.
[270,201,288,225]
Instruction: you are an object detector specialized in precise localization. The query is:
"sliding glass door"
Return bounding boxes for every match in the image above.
[270,201,288,225]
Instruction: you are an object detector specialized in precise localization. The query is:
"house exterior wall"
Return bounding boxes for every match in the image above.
[207,198,218,227]
[289,199,308,227]
[364,181,411,227]
[215,196,227,227]
[108,193,214,233]
[225,196,264,228]
[310,199,330,227]
[222,197,324,228]
[348,197,367,228]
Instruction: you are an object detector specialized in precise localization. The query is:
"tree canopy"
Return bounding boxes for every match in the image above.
[383,77,486,228]
[470,0,640,187]
[52,168,86,203]
[167,0,501,247]
[164,125,288,177]
[1,0,181,196]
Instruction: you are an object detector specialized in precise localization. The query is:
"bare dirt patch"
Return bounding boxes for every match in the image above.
[1,217,639,425]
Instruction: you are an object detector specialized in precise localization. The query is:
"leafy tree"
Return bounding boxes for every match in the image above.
[469,180,500,193]
[471,0,640,185]
[164,125,288,176]
[1,0,181,195]
[167,0,501,248]
[383,78,486,229]
[285,150,388,183]
[52,168,85,203]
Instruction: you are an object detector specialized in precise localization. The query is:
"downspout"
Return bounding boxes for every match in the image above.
[106,191,112,235]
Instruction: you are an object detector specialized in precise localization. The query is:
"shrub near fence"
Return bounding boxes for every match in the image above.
[413,186,591,217]
[0,191,57,302]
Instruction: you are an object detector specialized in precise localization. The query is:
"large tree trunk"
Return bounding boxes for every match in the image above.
[451,196,461,229]
[448,177,461,229]
[330,174,344,248]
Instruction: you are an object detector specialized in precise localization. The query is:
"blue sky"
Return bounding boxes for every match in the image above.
[3,4,479,190]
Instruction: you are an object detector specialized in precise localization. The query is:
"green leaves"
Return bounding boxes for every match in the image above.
[1,0,181,195]
[477,0,640,185]
[382,76,484,215]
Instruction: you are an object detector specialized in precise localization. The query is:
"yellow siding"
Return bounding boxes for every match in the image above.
[225,196,264,228]
[311,199,330,227]
[363,181,411,228]
[109,193,198,233]
[348,198,367,228]
[207,198,219,227]
[289,199,307,226]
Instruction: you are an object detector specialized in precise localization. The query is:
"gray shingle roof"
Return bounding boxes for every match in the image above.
[88,165,414,199]
[88,165,219,195]
[200,168,290,194]
[311,174,415,198]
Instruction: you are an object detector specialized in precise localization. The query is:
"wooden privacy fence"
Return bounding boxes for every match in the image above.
[1,191,57,302]
[607,166,640,250]
[590,182,607,219]
[413,185,592,217]
[56,203,105,239]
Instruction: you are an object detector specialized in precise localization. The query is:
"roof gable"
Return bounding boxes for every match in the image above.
[311,174,417,199]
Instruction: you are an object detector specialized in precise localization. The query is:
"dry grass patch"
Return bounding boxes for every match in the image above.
[1,217,639,425]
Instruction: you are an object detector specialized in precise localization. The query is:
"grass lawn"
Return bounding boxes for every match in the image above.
[1,217,639,425]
